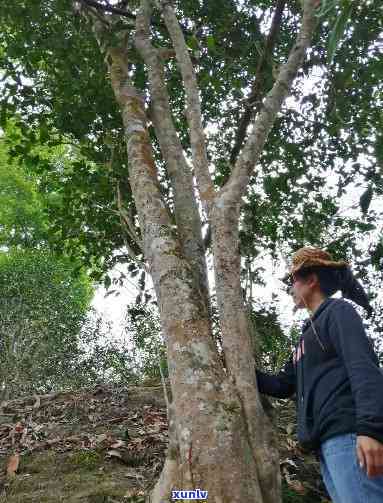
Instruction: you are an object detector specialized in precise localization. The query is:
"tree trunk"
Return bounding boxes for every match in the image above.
[102,48,280,502]
[86,0,319,500]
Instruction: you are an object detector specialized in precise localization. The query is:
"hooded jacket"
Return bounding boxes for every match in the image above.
[255,297,383,456]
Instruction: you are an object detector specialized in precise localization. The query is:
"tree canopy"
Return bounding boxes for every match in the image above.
[0,248,94,397]
[0,1,382,279]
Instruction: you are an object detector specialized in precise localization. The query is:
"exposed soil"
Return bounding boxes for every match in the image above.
[0,384,331,502]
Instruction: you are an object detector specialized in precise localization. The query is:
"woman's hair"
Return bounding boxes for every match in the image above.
[295,265,373,318]
[295,265,339,296]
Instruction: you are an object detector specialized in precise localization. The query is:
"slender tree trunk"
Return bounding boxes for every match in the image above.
[211,204,282,503]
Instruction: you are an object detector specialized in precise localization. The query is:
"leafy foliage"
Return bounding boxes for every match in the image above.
[251,306,301,374]
[1,0,382,275]
[0,135,49,248]
[125,304,167,381]
[0,248,93,398]
[0,0,382,386]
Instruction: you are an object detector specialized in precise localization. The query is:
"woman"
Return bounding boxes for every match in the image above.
[255,246,383,503]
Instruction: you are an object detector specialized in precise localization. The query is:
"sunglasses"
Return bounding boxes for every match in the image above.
[285,274,300,291]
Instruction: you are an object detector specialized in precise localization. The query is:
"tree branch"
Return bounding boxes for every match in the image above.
[221,0,319,206]
[79,0,191,38]
[230,0,286,166]
[155,0,215,214]
[135,0,210,312]
[116,182,143,253]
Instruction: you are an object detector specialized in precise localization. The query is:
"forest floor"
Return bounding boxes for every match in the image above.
[0,383,331,502]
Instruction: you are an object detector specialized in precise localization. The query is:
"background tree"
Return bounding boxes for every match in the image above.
[126,303,168,382]
[0,249,93,399]
[0,137,143,395]
[0,133,49,248]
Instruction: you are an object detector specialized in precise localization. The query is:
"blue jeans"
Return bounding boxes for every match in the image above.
[319,432,383,503]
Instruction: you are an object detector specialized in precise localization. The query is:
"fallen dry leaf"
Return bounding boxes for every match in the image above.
[124,488,145,498]
[33,395,41,409]
[106,449,123,460]
[124,468,144,480]
[6,453,20,477]
[280,458,298,468]
[14,423,24,434]
[110,440,126,449]
[287,479,307,495]
[285,437,296,446]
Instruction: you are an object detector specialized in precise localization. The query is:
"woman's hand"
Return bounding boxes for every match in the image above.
[356,435,383,478]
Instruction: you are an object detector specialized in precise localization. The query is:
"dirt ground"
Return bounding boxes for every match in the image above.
[0,384,331,502]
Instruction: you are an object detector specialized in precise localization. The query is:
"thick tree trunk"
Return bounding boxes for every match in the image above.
[104,48,279,502]
[97,43,279,503]
[87,1,319,500]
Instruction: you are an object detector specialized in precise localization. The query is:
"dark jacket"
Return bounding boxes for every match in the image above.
[256,297,383,456]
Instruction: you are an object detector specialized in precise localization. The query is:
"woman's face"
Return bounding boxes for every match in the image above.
[289,273,313,310]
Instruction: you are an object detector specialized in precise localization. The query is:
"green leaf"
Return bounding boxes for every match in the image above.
[357,221,376,232]
[206,35,216,53]
[104,275,111,289]
[186,35,199,50]
[315,0,337,18]
[359,185,374,215]
[327,2,354,64]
